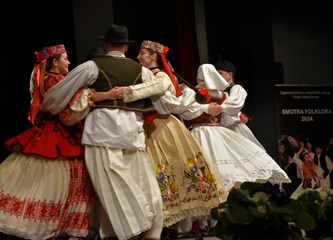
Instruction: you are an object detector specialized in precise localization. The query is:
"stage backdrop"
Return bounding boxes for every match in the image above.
[275,84,333,195]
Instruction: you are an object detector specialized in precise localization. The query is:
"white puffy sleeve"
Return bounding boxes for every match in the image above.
[59,88,92,126]
[221,84,247,115]
[123,69,172,102]
[40,61,98,114]
[172,86,208,120]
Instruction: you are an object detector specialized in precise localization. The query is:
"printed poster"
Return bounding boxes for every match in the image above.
[275,84,333,196]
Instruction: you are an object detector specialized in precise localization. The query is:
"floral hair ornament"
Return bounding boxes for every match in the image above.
[140,40,182,97]
[140,40,165,54]
[35,44,66,63]
[28,44,67,126]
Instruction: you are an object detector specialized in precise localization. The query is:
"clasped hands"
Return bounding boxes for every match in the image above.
[88,86,131,107]
[207,102,222,116]
[88,88,224,119]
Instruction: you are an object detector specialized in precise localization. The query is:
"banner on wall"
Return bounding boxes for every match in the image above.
[275,84,333,196]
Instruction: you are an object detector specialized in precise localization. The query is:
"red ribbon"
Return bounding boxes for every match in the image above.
[143,112,157,125]
[28,61,46,125]
[197,88,211,101]
[159,48,182,97]
[240,112,253,121]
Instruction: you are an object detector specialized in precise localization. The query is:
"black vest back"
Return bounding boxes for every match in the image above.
[91,56,155,112]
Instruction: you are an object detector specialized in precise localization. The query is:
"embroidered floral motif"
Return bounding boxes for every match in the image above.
[156,161,180,209]
[0,160,94,234]
[183,151,219,202]
[155,151,220,211]
[0,191,62,222]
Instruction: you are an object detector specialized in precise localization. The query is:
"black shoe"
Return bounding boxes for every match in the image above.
[168,228,178,240]
[161,227,170,240]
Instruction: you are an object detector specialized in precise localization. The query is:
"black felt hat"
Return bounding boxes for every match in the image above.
[215,60,236,75]
[99,24,135,44]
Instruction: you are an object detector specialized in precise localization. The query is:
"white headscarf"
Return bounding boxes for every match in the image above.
[197,63,229,91]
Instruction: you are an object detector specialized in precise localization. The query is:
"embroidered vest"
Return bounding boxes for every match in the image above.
[91,56,155,112]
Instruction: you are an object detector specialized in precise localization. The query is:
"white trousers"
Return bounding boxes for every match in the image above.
[85,145,163,240]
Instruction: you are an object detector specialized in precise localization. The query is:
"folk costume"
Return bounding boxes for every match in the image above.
[40,25,164,240]
[290,151,324,199]
[214,61,265,149]
[123,41,228,227]
[174,64,291,191]
[0,44,95,240]
[310,144,333,188]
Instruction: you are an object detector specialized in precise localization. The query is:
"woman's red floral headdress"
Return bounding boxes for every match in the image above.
[28,44,67,125]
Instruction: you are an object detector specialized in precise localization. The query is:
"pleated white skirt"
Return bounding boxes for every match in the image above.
[190,125,291,190]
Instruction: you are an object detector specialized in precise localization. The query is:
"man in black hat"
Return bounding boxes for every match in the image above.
[40,24,163,240]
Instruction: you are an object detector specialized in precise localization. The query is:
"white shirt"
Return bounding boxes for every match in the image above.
[40,51,156,150]
[221,84,247,127]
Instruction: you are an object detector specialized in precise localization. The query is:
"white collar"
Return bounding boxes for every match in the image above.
[106,51,125,58]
